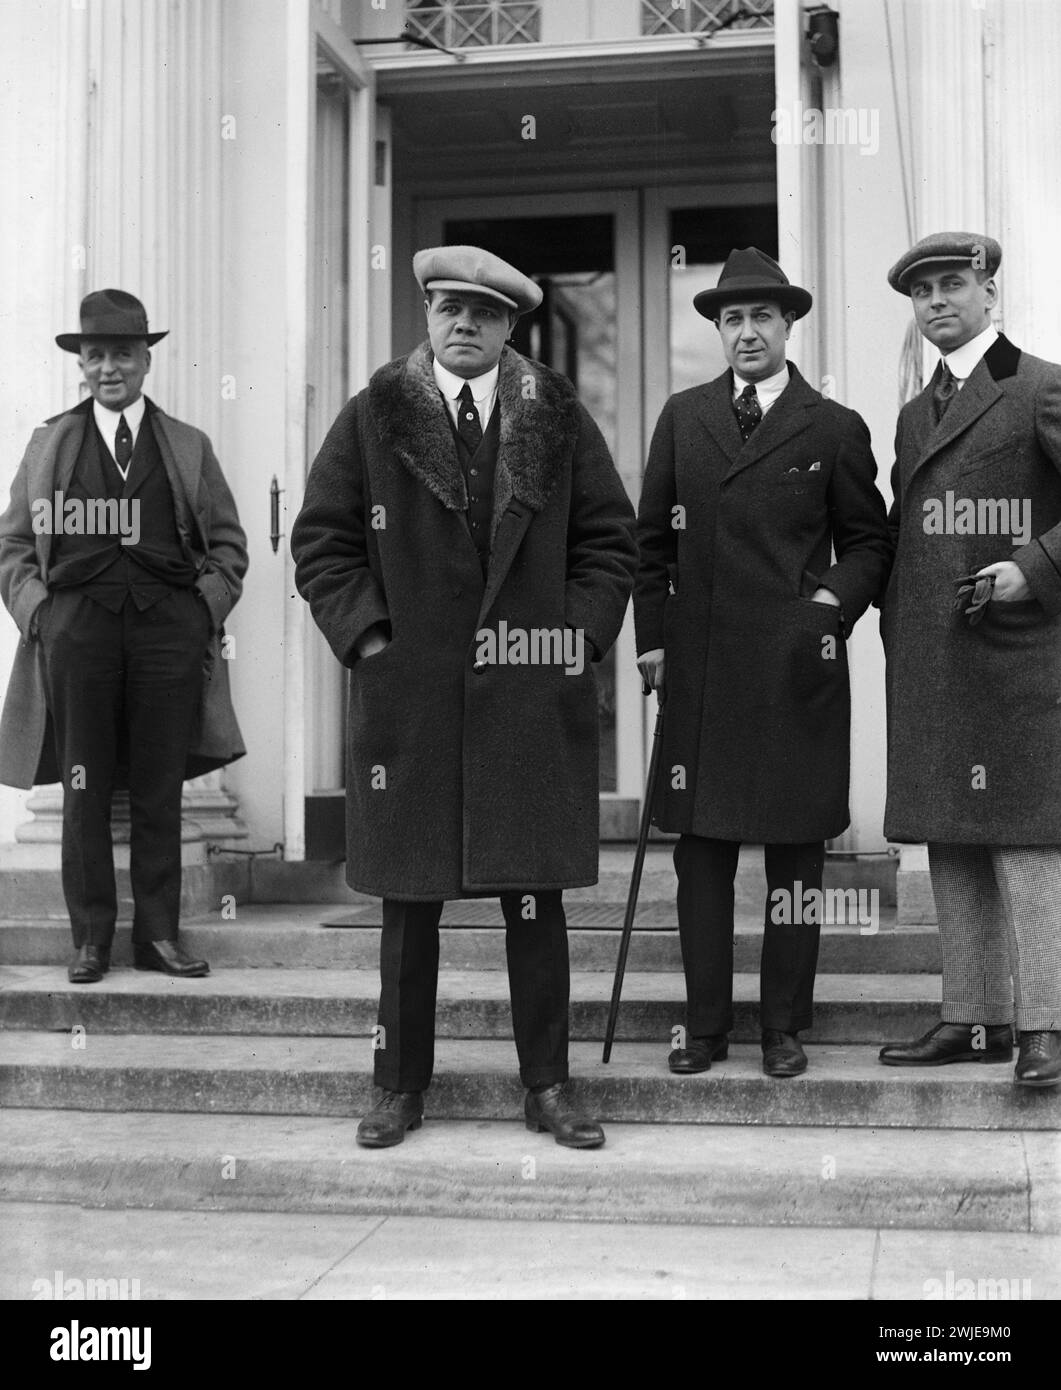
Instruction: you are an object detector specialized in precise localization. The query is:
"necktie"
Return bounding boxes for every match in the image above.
[734,383,762,442]
[115,413,133,474]
[933,361,958,424]
[457,383,483,451]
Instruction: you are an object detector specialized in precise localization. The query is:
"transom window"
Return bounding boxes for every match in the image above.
[406,0,542,48]
[641,0,774,37]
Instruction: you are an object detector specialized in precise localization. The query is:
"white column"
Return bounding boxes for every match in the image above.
[10,0,245,854]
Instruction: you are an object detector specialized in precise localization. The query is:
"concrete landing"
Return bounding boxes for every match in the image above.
[1,1112,1057,1233]
[3,1034,1059,1129]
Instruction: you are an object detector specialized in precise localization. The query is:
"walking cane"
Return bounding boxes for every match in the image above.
[602,681,666,1062]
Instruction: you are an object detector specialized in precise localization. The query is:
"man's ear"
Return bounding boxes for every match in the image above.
[981,277,998,311]
[784,312,795,337]
[144,348,152,375]
[423,296,432,320]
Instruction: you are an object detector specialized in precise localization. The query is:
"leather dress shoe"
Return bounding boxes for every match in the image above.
[133,939,209,977]
[525,1083,605,1148]
[668,1033,729,1074]
[68,943,110,984]
[879,1021,1012,1066]
[356,1090,424,1148]
[761,1030,807,1077]
[1015,1030,1061,1087]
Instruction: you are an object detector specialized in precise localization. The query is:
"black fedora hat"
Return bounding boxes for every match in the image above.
[693,247,812,321]
[56,289,168,353]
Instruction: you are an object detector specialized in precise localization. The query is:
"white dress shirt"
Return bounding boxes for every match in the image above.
[432,359,500,430]
[93,394,145,480]
[942,324,998,389]
[732,362,790,416]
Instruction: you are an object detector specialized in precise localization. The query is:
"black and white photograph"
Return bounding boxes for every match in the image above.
[0,0,1058,1342]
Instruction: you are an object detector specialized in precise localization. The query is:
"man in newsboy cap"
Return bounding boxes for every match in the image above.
[292,246,636,1148]
[0,289,248,983]
[878,233,1061,1086]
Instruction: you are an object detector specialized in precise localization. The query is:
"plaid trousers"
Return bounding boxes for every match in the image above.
[928,843,1061,1031]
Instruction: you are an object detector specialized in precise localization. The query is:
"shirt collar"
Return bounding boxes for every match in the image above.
[432,357,500,404]
[942,324,998,381]
[732,362,790,400]
[93,394,145,441]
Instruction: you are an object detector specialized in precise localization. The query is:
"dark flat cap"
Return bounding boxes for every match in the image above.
[888,232,1002,294]
[693,247,812,321]
[56,288,167,352]
[413,245,542,314]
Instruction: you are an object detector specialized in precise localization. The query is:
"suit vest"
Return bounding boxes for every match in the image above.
[48,408,197,610]
[451,401,500,576]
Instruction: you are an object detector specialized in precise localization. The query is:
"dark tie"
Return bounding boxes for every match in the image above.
[933,361,958,424]
[115,413,133,472]
[457,383,483,451]
[734,383,762,442]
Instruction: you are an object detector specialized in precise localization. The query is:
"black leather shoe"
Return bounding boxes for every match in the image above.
[1015,1030,1061,1087]
[762,1030,807,1077]
[133,939,209,977]
[525,1083,605,1148]
[879,1021,1012,1066]
[668,1033,729,1074]
[68,944,110,984]
[356,1090,424,1148]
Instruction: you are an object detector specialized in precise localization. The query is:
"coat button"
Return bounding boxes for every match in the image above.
[472,659,487,673]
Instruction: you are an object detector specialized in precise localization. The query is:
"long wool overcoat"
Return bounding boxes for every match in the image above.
[0,397,248,789]
[882,335,1061,844]
[635,364,892,843]
[291,343,637,900]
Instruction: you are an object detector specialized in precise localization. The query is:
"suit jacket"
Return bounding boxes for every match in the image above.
[882,334,1061,842]
[0,396,248,788]
[635,363,892,842]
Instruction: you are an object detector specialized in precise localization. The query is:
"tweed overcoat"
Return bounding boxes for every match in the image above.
[0,397,248,789]
[635,364,892,842]
[882,335,1061,843]
[290,343,637,900]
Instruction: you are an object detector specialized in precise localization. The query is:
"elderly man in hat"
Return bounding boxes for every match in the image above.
[878,233,1061,1086]
[0,289,247,983]
[635,247,891,1078]
[292,246,636,1149]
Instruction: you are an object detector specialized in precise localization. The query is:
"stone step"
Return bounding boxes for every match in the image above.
[3,1034,1057,1130]
[2,1109,1054,1232]
[0,965,942,1043]
[0,907,942,973]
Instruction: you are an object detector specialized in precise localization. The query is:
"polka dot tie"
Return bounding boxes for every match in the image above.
[734,383,762,442]
[457,382,483,450]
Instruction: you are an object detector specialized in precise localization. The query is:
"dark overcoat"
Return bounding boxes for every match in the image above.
[635,364,892,843]
[290,342,637,900]
[882,335,1061,843]
[0,397,247,789]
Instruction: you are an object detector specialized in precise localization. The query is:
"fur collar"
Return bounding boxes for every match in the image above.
[368,343,580,535]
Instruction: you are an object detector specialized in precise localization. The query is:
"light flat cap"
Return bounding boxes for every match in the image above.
[888,232,1002,294]
[413,244,542,314]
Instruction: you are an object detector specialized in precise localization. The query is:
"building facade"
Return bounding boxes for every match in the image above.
[3,0,1060,889]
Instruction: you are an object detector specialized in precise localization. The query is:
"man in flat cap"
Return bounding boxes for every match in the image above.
[636,247,891,1078]
[292,246,636,1148]
[878,233,1061,1085]
[0,289,247,983]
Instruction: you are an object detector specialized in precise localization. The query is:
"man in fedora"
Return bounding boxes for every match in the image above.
[0,289,247,983]
[635,247,891,1078]
[878,233,1061,1086]
[292,246,636,1148]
